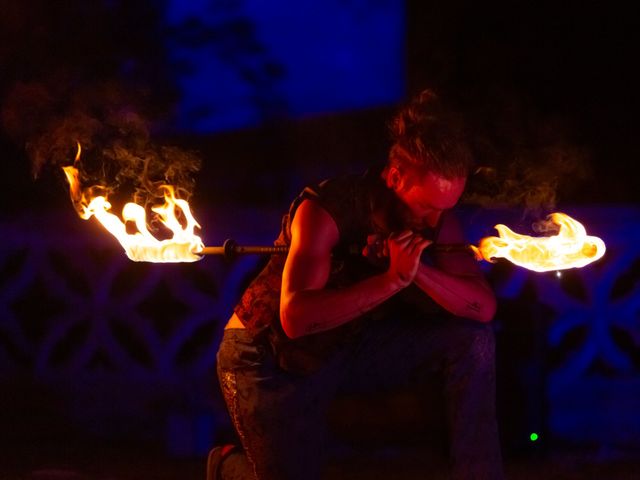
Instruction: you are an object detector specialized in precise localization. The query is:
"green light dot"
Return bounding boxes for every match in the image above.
[530,433,539,442]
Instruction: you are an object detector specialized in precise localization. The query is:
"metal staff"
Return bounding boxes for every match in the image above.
[199,239,473,259]
[199,239,289,258]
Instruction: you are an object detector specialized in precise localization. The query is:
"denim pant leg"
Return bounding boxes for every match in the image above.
[342,315,504,480]
[217,329,344,480]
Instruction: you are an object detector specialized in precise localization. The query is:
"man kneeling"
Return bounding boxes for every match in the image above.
[209,90,503,480]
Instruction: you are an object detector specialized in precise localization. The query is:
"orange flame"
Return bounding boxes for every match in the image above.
[471,212,606,272]
[63,143,204,263]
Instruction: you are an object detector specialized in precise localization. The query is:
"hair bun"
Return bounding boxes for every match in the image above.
[387,89,472,178]
[390,89,441,141]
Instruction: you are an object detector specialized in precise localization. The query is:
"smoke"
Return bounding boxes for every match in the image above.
[531,215,561,235]
[461,91,592,220]
[464,144,591,216]
[2,79,202,225]
[0,0,201,227]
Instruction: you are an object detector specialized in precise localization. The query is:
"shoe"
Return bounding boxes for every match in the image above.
[206,444,237,480]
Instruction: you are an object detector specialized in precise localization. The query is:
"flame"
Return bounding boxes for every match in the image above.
[471,212,606,272]
[63,143,204,263]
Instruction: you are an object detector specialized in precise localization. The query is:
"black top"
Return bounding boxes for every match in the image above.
[234,166,447,374]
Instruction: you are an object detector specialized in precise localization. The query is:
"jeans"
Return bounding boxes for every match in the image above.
[216,314,503,480]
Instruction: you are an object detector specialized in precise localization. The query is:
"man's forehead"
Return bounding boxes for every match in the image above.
[422,171,466,193]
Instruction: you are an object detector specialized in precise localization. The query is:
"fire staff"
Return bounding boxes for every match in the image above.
[207,90,504,480]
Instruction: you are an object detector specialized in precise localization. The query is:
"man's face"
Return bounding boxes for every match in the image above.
[395,171,466,229]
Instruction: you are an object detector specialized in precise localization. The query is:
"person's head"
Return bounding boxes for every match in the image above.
[382,90,473,228]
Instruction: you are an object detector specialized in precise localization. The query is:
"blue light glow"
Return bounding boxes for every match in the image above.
[164,0,405,133]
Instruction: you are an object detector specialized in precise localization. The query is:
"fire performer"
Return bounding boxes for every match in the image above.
[208,90,503,480]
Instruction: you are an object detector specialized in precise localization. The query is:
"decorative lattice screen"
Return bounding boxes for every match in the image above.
[1,206,638,448]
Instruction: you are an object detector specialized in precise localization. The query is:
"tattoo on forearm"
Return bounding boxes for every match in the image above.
[467,301,481,313]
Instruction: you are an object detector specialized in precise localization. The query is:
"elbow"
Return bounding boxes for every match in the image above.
[280,296,304,340]
[476,310,496,324]
[280,312,302,340]
[476,294,497,323]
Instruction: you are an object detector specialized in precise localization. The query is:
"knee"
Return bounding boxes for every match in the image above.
[453,321,496,371]
[469,324,495,366]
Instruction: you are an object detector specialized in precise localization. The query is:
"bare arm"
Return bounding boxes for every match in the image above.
[413,212,497,323]
[280,199,428,339]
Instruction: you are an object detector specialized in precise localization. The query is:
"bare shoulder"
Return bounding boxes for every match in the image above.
[282,199,339,296]
[290,199,340,254]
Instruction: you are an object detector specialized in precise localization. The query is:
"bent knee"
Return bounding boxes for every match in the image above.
[468,324,495,365]
[451,320,496,367]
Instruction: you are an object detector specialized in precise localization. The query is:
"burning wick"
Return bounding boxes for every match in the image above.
[63,143,204,263]
[471,213,606,272]
[62,143,606,271]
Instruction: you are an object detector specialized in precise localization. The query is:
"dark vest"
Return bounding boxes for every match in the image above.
[234,166,446,374]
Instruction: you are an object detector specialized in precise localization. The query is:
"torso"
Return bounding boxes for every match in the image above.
[227,166,446,332]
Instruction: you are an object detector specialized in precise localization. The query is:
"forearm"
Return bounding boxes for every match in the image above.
[413,263,497,322]
[280,272,404,339]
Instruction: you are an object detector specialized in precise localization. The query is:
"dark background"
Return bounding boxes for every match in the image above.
[1,1,639,479]
[1,1,639,212]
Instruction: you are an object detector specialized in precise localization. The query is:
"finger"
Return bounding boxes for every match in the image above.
[365,245,382,257]
[367,234,382,245]
[411,238,432,255]
[406,234,424,248]
[405,234,424,249]
[409,234,424,244]
[395,235,415,250]
[389,230,414,242]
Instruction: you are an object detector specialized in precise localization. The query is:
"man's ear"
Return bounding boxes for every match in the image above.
[387,166,406,192]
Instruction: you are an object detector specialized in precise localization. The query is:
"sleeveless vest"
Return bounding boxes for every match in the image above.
[234,166,446,373]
